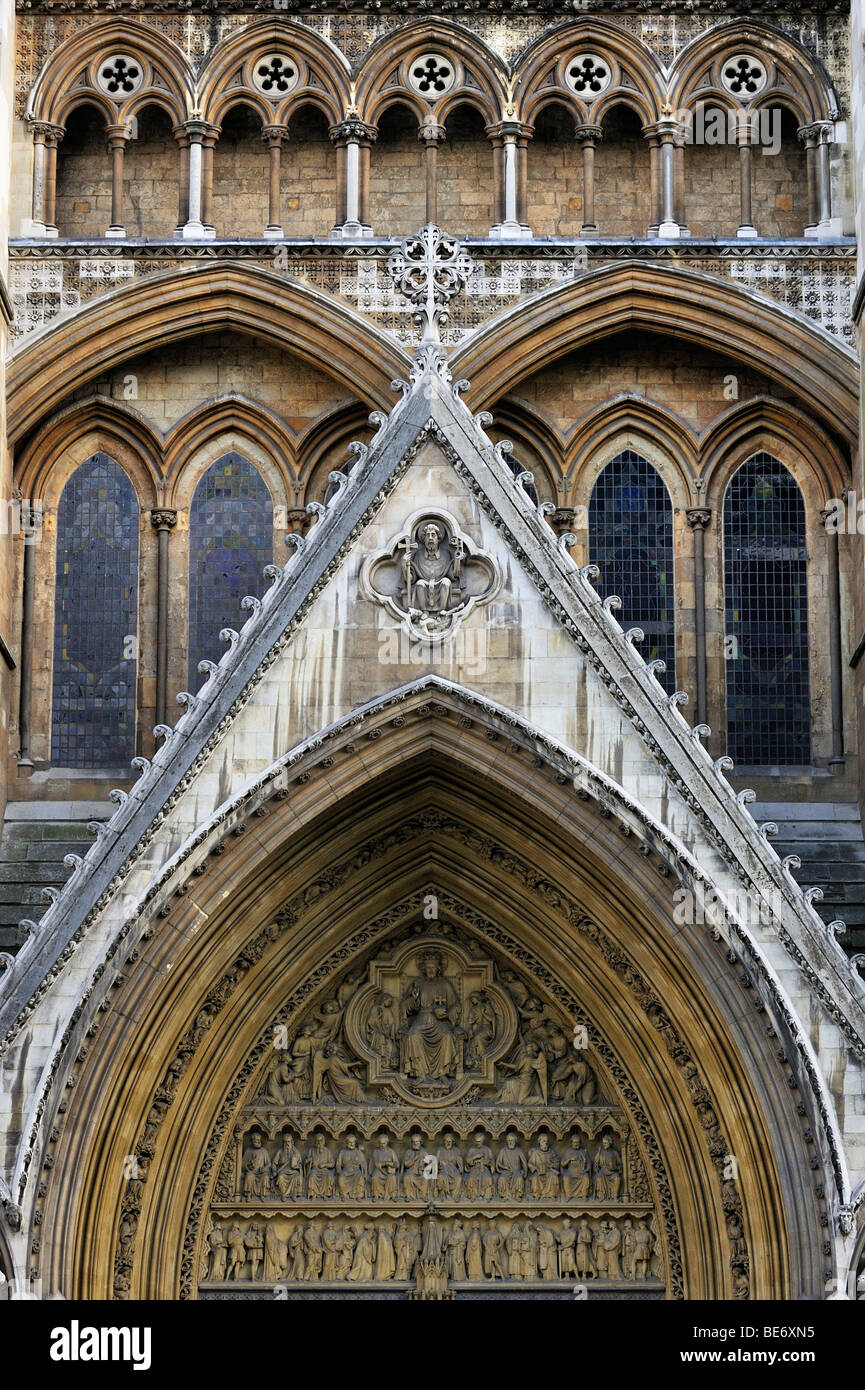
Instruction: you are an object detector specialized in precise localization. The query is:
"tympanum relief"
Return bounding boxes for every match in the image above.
[199,925,666,1298]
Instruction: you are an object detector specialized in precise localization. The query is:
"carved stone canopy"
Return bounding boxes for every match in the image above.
[362,509,499,642]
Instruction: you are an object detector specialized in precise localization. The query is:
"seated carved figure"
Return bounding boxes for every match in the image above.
[495,1132,527,1199]
[370,1131,399,1200]
[561,1131,591,1200]
[242,1132,271,1199]
[593,1133,623,1201]
[464,1130,495,1200]
[527,1133,560,1199]
[337,1134,368,1199]
[272,1133,303,1199]
[306,1133,336,1199]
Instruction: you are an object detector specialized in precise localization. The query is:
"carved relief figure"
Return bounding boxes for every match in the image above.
[401,1132,429,1199]
[402,521,463,617]
[272,1132,303,1199]
[394,1221,420,1281]
[435,1131,463,1199]
[306,1132,336,1199]
[537,1224,557,1281]
[376,1223,397,1281]
[633,1221,654,1280]
[322,1221,343,1281]
[337,1134,368,1199]
[367,993,398,1069]
[561,1130,591,1200]
[499,1042,547,1105]
[576,1219,596,1280]
[207,1222,228,1282]
[288,1224,306,1281]
[467,1224,485,1280]
[464,1129,494,1199]
[370,1130,399,1199]
[227,1223,246,1280]
[242,1131,271,1199]
[263,1222,287,1284]
[304,1223,323,1280]
[495,1132,527,1199]
[527,1132,560,1199]
[463,991,496,1068]
[593,1133,623,1200]
[557,1219,577,1279]
[401,951,462,1081]
[595,1220,622,1279]
[347,1224,377,1282]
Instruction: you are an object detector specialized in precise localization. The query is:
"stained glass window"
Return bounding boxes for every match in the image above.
[51,454,139,766]
[188,453,273,685]
[589,451,675,692]
[724,453,810,766]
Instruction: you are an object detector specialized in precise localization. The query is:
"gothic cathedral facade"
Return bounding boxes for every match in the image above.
[0,0,864,1305]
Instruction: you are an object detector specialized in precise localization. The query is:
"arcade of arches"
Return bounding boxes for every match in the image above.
[0,3,864,1307]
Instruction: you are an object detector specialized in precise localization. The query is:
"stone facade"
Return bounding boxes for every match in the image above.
[0,1,864,1307]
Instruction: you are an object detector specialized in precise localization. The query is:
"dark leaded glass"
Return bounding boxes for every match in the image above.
[589,451,675,692]
[51,454,138,767]
[188,453,273,686]
[724,453,810,766]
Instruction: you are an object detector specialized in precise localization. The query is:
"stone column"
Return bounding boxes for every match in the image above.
[17,504,39,772]
[173,125,190,233]
[648,117,683,238]
[419,119,446,225]
[736,114,757,237]
[200,125,218,235]
[106,123,131,238]
[261,124,289,238]
[328,117,376,237]
[32,122,64,237]
[686,507,712,727]
[28,122,63,236]
[150,509,177,729]
[487,120,532,238]
[820,503,846,771]
[644,129,662,236]
[180,119,213,240]
[798,121,837,237]
[574,124,603,236]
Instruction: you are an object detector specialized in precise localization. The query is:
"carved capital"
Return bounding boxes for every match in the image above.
[418,122,448,147]
[797,121,833,147]
[329,117,378,147]
[574,124,604,146]
[685,507,712,531]
[29,120,65,148]
[150,508,178,532]
[549,506,579,538]
[261,124,290,148]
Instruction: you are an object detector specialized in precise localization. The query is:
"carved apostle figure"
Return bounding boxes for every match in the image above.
[402,522,463,615]
[306,1133,336,1199]
[376,1223,396,1281]
[303,1223,323,1280]
[537,1225,557,1281]
[528,1133,561,1199]
[482,1225,506,1279]
[505,1221,524,1278]
[263,1222,288,1284]
[246,1224,264,1282]
[401,952,462,1081]
[633,1221,654,1279]
[593,1133,623,1200]
[495,1132,528,1199]
[561,1131,591,1200]
[557,1219,577,1279]
[576,1219,596,1280]
[401,1132,429,1199]
[367,993,399,1069]
[288,1225,306,1281]
[321,1220,343,1281]
[272,1132,303,1199]
[242,1132,271,1200]
[206,1222,228,1282]
[370,1130,399,1200]
[337,1134,368,1199]
[595,1220,622,1279]
[466,1224,485,1280]
[435,1132,464,1199]
[227,1223,247,1280]
[394,1221,420,1281]
[464,1129,495,1200]
[347,1224,377,1282]
[447,1220,468,1281]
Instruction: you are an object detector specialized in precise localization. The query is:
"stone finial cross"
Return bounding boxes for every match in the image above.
[387,223,474,347]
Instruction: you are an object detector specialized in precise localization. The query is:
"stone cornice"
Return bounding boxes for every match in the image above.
[14,0,851,11]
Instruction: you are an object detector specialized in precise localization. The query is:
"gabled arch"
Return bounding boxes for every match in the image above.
[700,396,850,506]
[514,20,664,128]
[199,21,351,129]
[164,395,298,505]
[298,402,374,504]
[488,398,565,497]
[355,20,507,128]
[3,682,842,1300]
[563,395,699,500]
[6,264,410,444]
[670,21,838,123]
[14,396,162,506]
[28,21,192,128]
[453,262,859,445]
